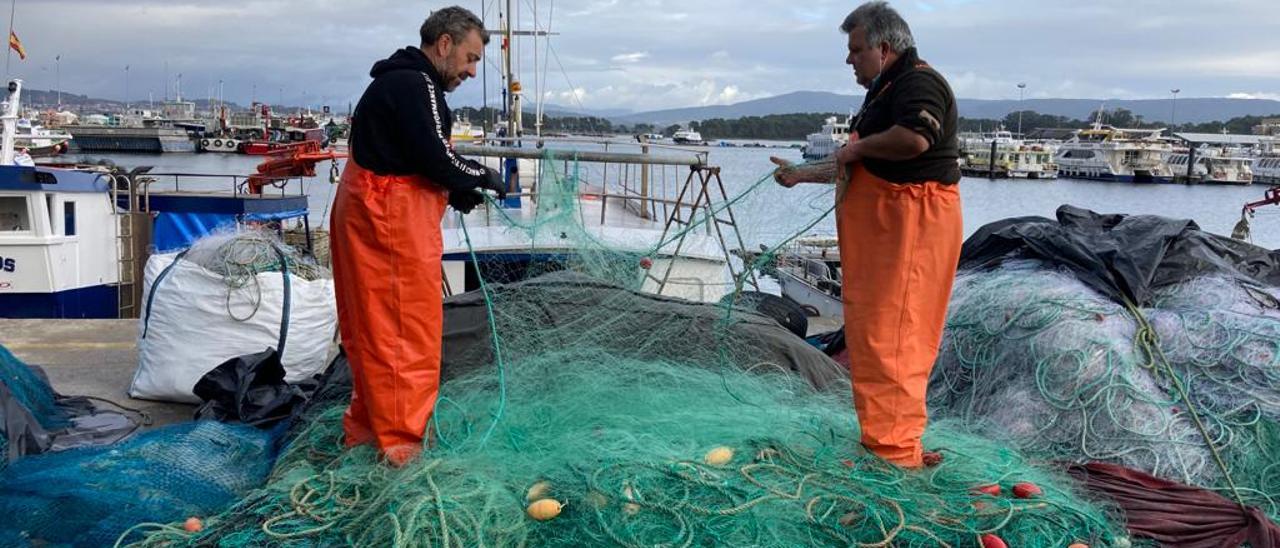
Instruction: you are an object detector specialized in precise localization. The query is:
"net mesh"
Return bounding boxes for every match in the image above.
[182,228,332,282]
[126,355,1122,547]
[0,343,67,432]
[931,259,1280,520]
[0,421,277,547]
[119,156,1129,547]
[15,151,1276,545]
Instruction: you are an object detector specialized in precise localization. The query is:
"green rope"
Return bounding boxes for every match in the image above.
[1125,299,1248,507]
[457,208,508,447]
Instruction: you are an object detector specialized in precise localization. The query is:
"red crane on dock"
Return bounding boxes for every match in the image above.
[245,140,345,194]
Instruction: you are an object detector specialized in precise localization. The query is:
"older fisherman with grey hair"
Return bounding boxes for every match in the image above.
[772,1,963,469]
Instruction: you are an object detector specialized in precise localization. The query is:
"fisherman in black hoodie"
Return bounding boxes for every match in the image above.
[331,6,503,467]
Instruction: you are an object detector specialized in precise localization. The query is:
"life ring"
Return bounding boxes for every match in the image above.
[213,139,223,148]
[224,139,238,150]
[201,138,212,149]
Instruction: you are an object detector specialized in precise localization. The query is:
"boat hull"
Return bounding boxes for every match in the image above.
[776,268,843,319]
[0,285,119,319]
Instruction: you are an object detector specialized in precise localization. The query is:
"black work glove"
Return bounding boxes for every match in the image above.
[448,189,486,214]
[481,168,508,200]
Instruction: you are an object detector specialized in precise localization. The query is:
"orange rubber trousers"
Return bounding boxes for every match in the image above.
[837,162,963,468]
[330,160,448,466]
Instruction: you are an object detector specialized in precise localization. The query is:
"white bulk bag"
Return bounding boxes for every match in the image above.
[129,252,337,404]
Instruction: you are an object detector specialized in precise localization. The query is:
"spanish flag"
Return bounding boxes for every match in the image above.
[8,31,25,60]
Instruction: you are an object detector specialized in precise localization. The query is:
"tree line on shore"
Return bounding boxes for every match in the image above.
[453,106,1279,141]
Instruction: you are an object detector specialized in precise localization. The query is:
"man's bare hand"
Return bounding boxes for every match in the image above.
[770,156,801,188]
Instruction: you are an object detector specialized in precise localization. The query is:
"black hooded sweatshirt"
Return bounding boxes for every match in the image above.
[349,46,490,192]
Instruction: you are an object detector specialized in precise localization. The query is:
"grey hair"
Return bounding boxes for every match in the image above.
[420,6,491,46]
[840,1,915,53]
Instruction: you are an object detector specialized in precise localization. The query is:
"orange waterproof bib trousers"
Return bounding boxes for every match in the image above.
[330,160,448,465]
[837,162,963,468]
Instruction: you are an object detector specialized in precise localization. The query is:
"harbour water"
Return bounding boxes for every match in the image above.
[64,143,1280,250]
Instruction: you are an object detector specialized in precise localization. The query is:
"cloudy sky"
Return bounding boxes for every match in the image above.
[10,0,1280,113]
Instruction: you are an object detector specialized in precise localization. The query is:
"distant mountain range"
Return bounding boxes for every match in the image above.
[21,88,317,113]
[606,91,1280,126]
[22,87,1280,126]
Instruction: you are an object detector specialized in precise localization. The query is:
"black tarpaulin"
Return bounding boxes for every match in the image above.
[193,348,310,428]
[440,271,846,391]
[1,359,141,465]
[959,205,1280,306]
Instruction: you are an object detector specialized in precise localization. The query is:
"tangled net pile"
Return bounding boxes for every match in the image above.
[0,421,276,546]
[128,353,1121,547]
[932,259,1280,520]
[111,155,1129,547]
[0,344,67,436]
[183,229,331,283]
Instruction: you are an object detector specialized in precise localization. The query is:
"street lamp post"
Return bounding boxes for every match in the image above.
[1017,83,1027,136]
[1170,88,1181,129]
[124,65,130,111]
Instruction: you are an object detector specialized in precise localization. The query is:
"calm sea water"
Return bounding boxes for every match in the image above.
[64,144,1280,250]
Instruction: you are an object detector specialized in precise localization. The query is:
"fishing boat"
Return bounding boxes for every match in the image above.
[1055,125,1174,183]
[672,128,704,145]
[444,141,749,303]
[10,118,71,157]
[1251,139,1280,184]
[772,236,843,319]
[1164,147,1253,185]
[802,115,852,160]
[0,80,328,319]
[437,1,748,303]
[960,129,1058,179]
[450,114,485,144]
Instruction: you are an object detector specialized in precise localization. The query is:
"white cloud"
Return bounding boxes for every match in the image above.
[11,0,1280,112]
[1228,92,1280,101]
[610,52,650,64]
[716,85,743,104]
[558,88,588,104]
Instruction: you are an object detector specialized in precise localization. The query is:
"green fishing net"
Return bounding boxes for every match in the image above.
[120,154,1129,547]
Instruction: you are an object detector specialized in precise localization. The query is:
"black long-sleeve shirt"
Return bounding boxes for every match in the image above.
[853,47,961,185]
[349,46,489,192]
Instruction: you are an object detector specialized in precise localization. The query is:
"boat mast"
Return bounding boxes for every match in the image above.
[4,0,15,78]
[503,0,522,142]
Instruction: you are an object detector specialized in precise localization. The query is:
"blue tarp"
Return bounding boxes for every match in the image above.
[152,210,308,253]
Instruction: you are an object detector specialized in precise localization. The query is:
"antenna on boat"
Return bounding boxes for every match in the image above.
[2,79,22,165]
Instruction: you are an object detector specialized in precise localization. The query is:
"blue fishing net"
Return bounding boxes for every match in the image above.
[0,343,68,430]
[0,420,279,547]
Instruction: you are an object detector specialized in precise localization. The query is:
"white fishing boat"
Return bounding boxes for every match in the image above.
[0,79,325,319]
[772,236,843,319]
[1055,125,1174,183]
[9,118,72,157]
[802,115,852,160]
[450,114,485,144]
[443,143,747,303]
[436,1,747,303]
[1253,139,1280,184]
[960,129,1057,179]
[1165,147,1253,185]
[671,128,704,145]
